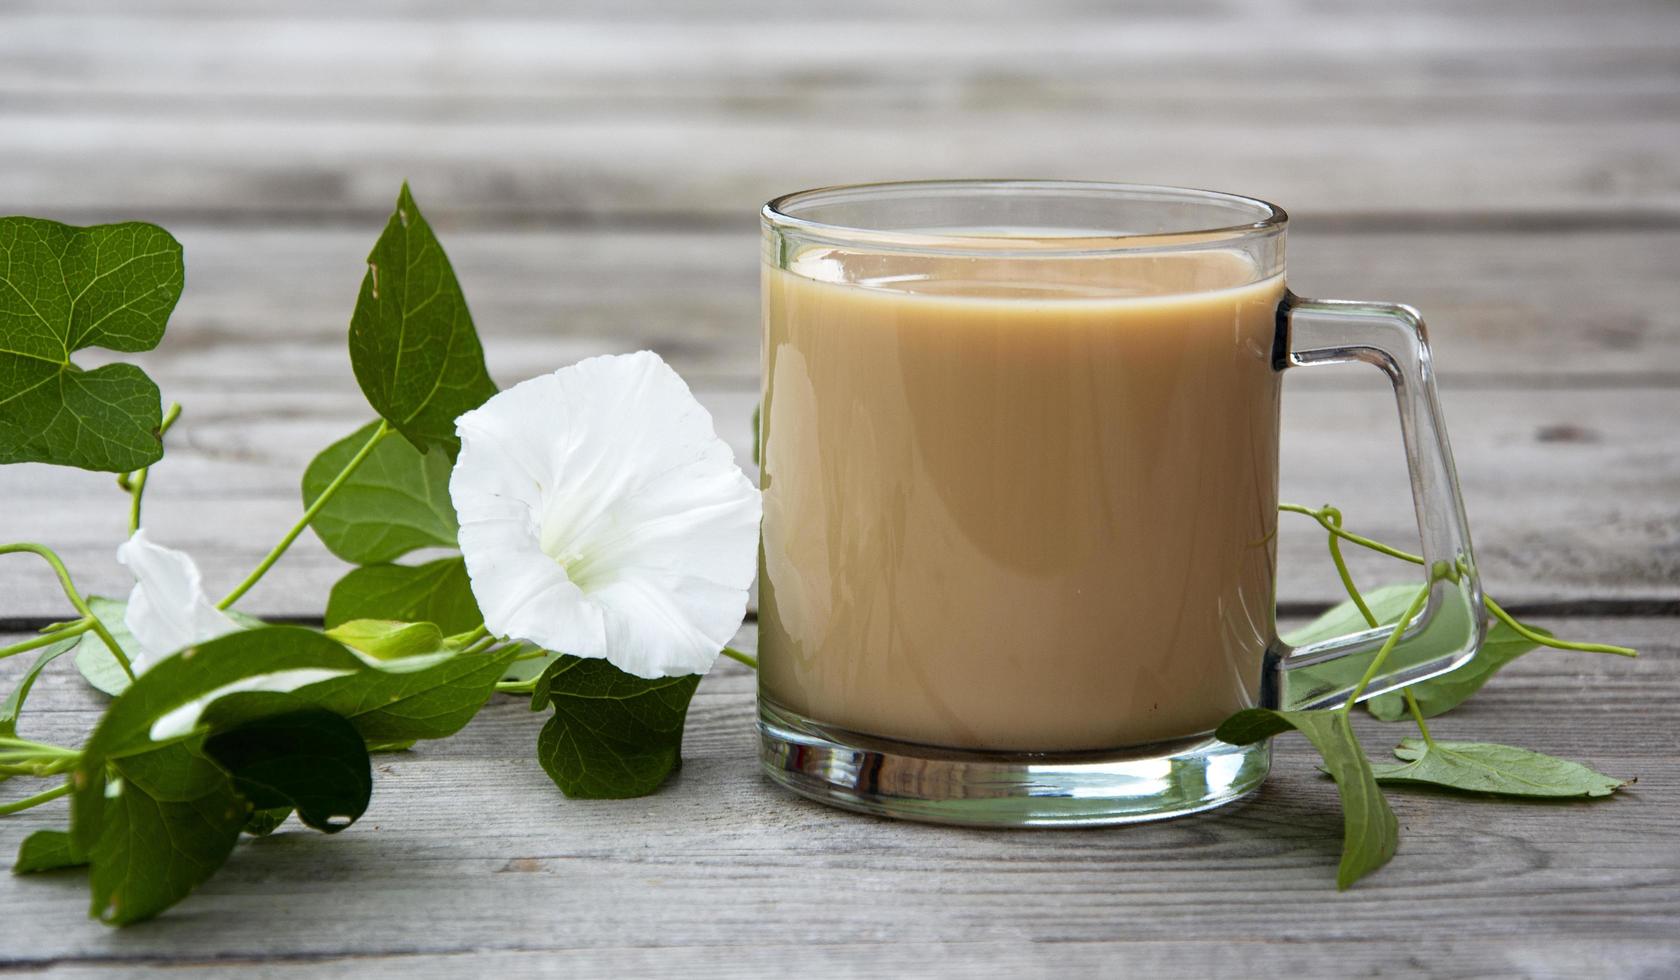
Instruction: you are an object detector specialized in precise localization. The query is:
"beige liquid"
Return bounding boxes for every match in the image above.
[759,244,1285,752]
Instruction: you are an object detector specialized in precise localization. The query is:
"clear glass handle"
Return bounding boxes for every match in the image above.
[1269,293,1488,710]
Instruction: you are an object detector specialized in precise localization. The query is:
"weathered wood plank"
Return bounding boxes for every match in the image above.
[2,617,1674,974]
[2,227,1675,615]
[0,384,1674,617]
[1,3,1677,220]
[5,114,1675,224]
[39,227,1680,386]
[10,10,1677,107]
[28,940,1680,980]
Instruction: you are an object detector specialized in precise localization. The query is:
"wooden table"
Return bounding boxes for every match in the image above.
[2,1,1677,975]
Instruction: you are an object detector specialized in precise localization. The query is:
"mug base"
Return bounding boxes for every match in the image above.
[758,698,1270,828]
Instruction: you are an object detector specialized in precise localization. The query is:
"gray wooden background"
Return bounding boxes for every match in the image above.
[1,1,1677,976]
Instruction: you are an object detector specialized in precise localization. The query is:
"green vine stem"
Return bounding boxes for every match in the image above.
[1403,689,1438,747]
[1339,580,1435,718]
[0,619,91,663]
[720,646,758,670]
[217,420,392,610]
[0,736,80,777]
[1322,506,1379,630]
[0,544,134,681]
[0,780,71,816]
[1316,509,1442,745]
[461,635,498,657]
[128,401,182,533]
[1280,502,1637,658]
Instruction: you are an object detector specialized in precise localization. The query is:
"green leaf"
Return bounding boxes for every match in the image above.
[1216,708,1398,889]
[1370,738,1628,798]
[71,626,513,853]
[14,829,87,874]
[325,619,446,661]
[0,217,182,472]
[532,656,701,799]
[72,597,264,697]
[499,646,562,688]
[89,741,247,925]
[348,184,496,457]
[325,558,481,636]
[243,807,291,837]
[202,699,372,833]
[1367,620,1545,721]
[303,419,459,564]
[71,596,139,696]
[0,635,77,735]
[1284,583,1427,647]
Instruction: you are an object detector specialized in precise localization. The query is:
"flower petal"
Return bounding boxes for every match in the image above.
[451,351,761,678]
[117,530,243,671]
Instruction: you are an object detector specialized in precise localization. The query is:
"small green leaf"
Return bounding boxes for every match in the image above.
[72,597,264,697]
[325,619,446,661]
[202,700,373,834]
[89,741,248,925]
[499,646,562,687]
[243,807,291,837]
[71,626,512,854]
[348,184,496,456]
[0,217,183,472]
[71,596,140,696]
[1284,584,1427,647]
[0,635,77,735]
[325,558,482,636]
[303,419,459,564]
[1217,708,1398,890]
[1367,620,1545,721]
[532,656,701,799]
[1370,738,1628,798]
[14,829,87,874]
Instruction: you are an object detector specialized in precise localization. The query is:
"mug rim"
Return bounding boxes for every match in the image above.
[762,179,1288,256]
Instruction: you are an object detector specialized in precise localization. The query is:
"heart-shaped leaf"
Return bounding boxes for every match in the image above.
[325,558,481,636]
[1366,620,1545,721]
[348,184,496,457]
[1284,583,1426,647]
[1289,585,1548,722]
[325,619,446,662]
[71,626,513,853]
[303,419,458,564]
[1370,737,1628,798]
[202,699,373,833]
[242,807,292,837]
[0,218,182,472]
[13,829,86,874]
[1217,708,1398,890]
[531,656,700,799]
[89,740,248,925]
[72,596,265,697]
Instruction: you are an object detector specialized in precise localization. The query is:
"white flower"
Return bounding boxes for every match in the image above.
[118,528,244,672]
[449,351,761,679]
[116,530,351,740]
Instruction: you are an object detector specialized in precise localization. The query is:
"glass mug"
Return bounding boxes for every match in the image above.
[756,180,1485,826]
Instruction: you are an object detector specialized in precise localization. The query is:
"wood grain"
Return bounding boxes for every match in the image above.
[0,224,1675,616]
[2,2,1678,221]
[1,618,1674,975]
[0,384,1674,618]
[2,0,1677,972]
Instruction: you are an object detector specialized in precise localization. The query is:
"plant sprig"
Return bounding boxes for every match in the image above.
[0,188,1639,928]
[1223,503,1637,888]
